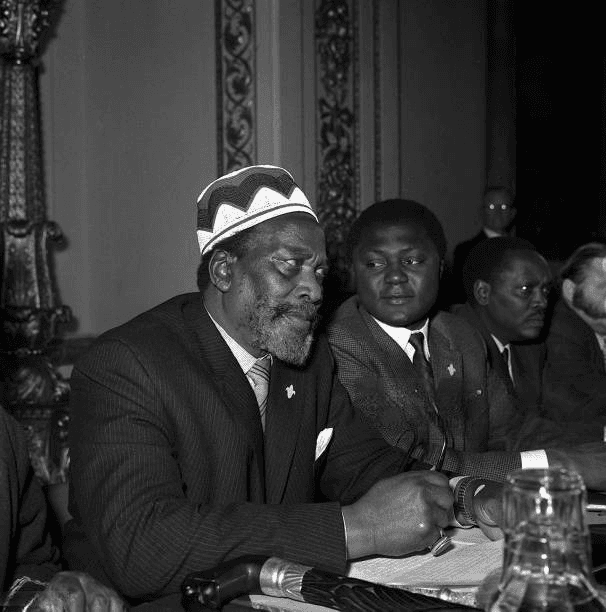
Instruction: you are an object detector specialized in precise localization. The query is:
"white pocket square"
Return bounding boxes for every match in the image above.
[315,428,333,461]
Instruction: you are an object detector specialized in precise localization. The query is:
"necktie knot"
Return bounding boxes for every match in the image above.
[248,357,271,430]
[408,332,426,361]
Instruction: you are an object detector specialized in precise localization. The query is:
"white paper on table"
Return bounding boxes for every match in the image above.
[347,527,504,588]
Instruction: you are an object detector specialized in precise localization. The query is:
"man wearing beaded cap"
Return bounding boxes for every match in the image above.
[63,165,501,609]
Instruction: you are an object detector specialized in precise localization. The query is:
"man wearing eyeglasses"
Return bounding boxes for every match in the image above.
[449,186,517,305]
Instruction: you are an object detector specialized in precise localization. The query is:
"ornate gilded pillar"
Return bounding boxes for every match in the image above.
[0,0,71,483]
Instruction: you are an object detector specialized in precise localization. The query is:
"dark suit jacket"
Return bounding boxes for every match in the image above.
[1,407,59,592]
[454,303,600,447]
[63,293,411,604]
[326,296,524,482]
[543,298,606,422]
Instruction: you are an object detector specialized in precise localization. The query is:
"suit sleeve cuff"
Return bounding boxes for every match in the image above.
[520,449,548,468]
[2,576,47,610]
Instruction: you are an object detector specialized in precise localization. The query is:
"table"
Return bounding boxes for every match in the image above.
[243,527,501,611]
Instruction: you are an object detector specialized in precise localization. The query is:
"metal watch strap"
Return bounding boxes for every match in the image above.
[454,477,480,526]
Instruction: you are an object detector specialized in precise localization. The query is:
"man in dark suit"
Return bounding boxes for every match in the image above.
[455,236,600,448]
[1,405,125,611]
[326,200,605,486]
[449,186,517,305]
[542,242,606,422]
[62,166,500,609]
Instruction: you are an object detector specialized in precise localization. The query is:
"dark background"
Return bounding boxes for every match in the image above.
[514,7,606,261]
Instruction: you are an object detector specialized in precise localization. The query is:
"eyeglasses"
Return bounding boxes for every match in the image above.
[485,203,514,211]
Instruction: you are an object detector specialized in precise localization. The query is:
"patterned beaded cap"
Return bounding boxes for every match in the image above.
[196,165,318,255]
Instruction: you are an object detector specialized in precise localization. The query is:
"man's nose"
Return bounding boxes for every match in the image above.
[296,268,323,303]
[385,262,408,283]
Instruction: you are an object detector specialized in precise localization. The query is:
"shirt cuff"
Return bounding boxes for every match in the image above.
[2,576,47,610]
[341,509,349,551]
[520,449,549,468]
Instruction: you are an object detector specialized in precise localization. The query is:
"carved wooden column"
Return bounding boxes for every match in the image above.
[0,0,71,483]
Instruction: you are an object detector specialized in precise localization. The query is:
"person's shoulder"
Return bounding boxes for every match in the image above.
[449,302,481,329]
[0,406,29,470]
[326,295,360,324]
[325,296,365,336]
[77,293,202,361]
[103,293,198,334]
[432,309,486,350]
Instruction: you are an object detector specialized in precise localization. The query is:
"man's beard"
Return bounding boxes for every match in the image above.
[245,296,321,366]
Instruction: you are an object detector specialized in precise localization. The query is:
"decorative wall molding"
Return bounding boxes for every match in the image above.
[215,0,257,175]
[373,0,381,202]
[314,0,358,299]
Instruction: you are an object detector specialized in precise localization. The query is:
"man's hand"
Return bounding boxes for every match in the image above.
[341,470,454,559]
[472,480,504,541]
[547,442,606,490]
[29,572,126,612]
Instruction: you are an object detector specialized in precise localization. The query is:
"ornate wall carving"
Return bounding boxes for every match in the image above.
[1,0,71,484]
[214,0,369,306]
[314,0,359,302]
[215,0,257,175]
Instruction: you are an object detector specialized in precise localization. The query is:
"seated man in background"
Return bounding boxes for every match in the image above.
[326,199,605,485]
[1,405,125,611]
[62,166,501,610]
[449,186,517,306]
[454,236,600,446]
[542,242,606,423]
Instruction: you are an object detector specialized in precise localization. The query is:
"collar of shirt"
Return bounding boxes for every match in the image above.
[483,227,505,238]
[206,306,272,374]
[490,334,514,381]
[595,332,606,353]
[372,316,430,362]
[490,334,509,354]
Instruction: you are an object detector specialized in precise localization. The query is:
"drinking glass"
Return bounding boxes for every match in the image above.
[486,467,606,612]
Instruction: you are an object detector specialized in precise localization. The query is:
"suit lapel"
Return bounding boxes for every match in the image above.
[263,360,305,503]
[182,296,266,493]
[456,304,516,393]
[490,340,515,394]
[359,308,434,425]
[428,321,465,447]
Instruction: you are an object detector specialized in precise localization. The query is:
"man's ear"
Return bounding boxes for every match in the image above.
[209,249,234,292]
[474,279,491,306]
[561,278,575,305]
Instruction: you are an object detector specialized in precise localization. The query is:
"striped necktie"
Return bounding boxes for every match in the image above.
[409,332,437,413]
[247,357,271,430]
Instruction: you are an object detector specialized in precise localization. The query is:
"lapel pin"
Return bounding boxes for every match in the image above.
[286,384,296,399]
[447,364,456,376]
